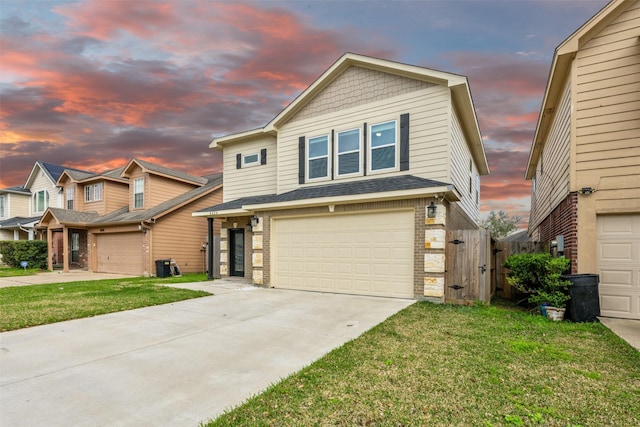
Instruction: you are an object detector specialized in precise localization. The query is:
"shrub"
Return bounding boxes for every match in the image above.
[504,253,571,308]
[0,240,48,269]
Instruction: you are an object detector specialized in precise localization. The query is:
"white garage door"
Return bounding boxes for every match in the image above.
[596,214,640,319]
[97,233,144,276]
[272,210,414,298]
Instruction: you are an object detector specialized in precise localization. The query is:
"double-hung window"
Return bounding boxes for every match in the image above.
[133,178,144,209]
[370,120,397,172]
[84,183,102,202]
[66,187,74,210]
[307,135,329,180]
[33,190,49,213]
[337,129,361,176]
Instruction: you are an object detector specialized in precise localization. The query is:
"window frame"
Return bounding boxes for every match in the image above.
[336,128,362,178]
[306,134,330,181]
[368,119,398,173]
[0,195,5,217]
[84,183,103,203]
[133,178,144,209]
[66,187,74,210]
[242,153,260,168]
[33,190,49,213]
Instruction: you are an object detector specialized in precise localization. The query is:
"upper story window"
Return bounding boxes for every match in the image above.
[0,195,5,217]
[133,178,144,209]
[369,120,397,172]
[337,129,361,176]
[66,187,74,210]
[242,153,259,167]
[33,190,49,213]
[84,183,103,202]
[307,135,329,180]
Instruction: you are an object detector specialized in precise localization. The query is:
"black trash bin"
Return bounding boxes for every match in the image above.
[562,274,600,322]
[156,259,171,278]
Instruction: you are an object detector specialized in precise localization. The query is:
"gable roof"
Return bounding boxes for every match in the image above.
[41,173,222,227]
[57,166,128,185]
[195,174,456,216]
[211,53,489,175]
[122,158,208,186]
[24,161,93,189]
[525,0,630,179]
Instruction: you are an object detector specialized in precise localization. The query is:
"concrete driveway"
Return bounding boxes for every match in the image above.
[0,280,414,427]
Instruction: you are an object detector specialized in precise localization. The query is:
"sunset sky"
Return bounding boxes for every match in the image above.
[0,0,609,222]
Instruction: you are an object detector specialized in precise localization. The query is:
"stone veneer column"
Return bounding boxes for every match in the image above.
[251,216,264,285]
[423,202,446,299]
[219,227,228,276]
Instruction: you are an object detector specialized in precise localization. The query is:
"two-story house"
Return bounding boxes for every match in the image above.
[526,0,640,319]
[38,158,222,275]
[195,53,489,301]
[0,162,91,241]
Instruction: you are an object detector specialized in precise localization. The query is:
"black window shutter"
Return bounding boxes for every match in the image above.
[236,153,241,169]
[331,129,335,180]
[298,136,305,184]
[363,122,368,176]
[400,113,410,171]
[260,148,267,165]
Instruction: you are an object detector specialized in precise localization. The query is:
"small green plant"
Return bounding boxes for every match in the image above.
[504,253,571,308]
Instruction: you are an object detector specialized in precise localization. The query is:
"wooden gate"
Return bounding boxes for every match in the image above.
[445,229,491,304]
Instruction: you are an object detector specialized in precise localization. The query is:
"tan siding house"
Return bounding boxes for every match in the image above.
[526,0,640,319]
[195,53,489,301]
[0,162,92,242]
[38,158,222,275]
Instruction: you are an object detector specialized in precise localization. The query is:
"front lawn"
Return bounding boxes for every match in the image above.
[207,302,640,427]
[0,266,42,277]
[0,273,210,331]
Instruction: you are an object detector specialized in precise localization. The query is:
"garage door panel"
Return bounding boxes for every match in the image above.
[273,211,414,298]
[97,233,143,276]
[597,214,640,319]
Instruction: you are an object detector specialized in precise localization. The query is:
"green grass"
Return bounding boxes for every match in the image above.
[206,302,640,427]
[0,273,210,331]
[0,266,43,277]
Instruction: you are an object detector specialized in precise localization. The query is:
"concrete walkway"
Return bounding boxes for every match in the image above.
[0,280,414,427]
[0,270,135,288]
[599,317,640,351]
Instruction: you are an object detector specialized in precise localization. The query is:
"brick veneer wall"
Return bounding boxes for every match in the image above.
[538,192,578,273]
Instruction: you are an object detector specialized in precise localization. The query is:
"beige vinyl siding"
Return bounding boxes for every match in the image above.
[276,85,451,194]
[29,171,57,215]
[103,181,129,213]
[151,189,222,273]
[450,107,480,224]
[223,136,277,202]
[574,0,640,213]
[529,78,572,231]
[8,194,30,217]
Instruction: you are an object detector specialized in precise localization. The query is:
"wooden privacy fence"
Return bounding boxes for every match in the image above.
[492,240,548,299]
[445,229,491,304]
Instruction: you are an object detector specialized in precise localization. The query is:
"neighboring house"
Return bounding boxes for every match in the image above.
[195,53,490,301]
[38,158,222,276]
[526,0,640,319]
[0,162,91,241]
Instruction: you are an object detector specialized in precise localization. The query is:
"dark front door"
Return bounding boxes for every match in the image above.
[229,229,245,277]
